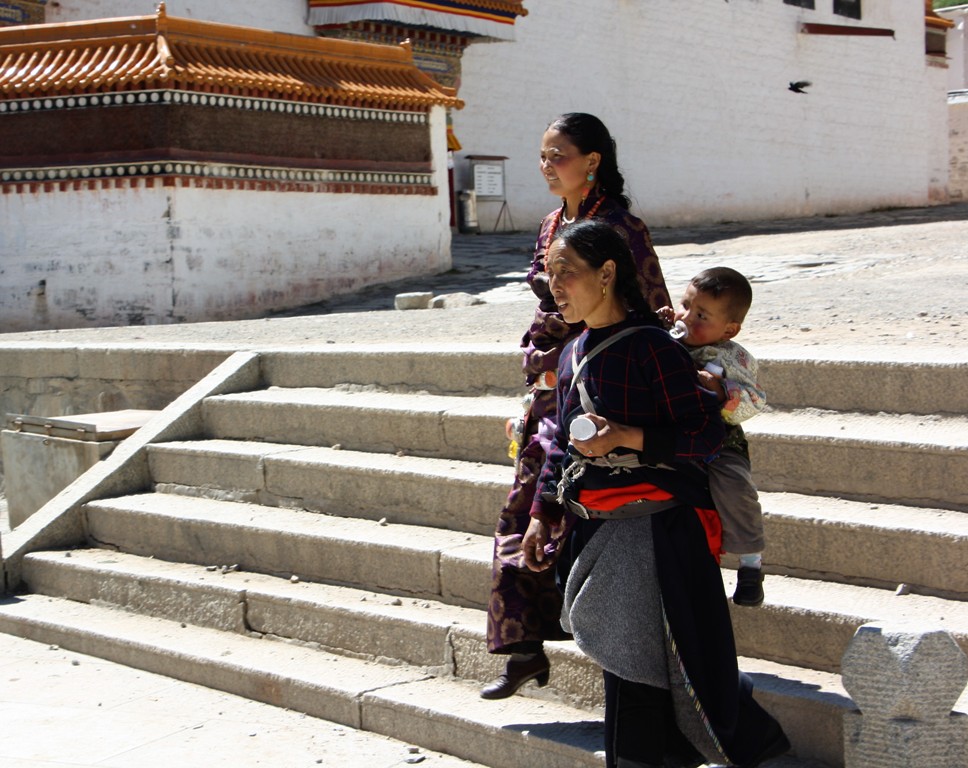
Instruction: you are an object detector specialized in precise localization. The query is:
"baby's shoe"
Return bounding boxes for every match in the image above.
[732,566,764,607]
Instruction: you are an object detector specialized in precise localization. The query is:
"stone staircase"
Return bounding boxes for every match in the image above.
[1,346,967,768]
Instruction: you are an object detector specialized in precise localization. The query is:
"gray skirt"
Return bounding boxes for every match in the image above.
[560,516,670,689]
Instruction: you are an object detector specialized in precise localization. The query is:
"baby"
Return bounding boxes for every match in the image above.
[659,266,767,606]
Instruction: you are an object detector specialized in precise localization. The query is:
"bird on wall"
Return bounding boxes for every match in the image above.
[789,80,811,94]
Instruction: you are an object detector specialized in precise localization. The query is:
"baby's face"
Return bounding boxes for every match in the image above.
[674,285,736,347]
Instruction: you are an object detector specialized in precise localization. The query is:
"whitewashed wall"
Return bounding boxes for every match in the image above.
[46,0,314,35]
[452,1,949,229]
[938,6,968,91]
[0,108,451,331]
[950,95,968,201]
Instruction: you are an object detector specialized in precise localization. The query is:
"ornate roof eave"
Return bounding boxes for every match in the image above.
[0,2,463,110]
[308,0,527,42]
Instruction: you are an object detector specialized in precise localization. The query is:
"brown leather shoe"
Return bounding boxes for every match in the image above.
[479,652,550,699]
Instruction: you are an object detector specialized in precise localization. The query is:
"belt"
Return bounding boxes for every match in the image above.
[565,497,681,520]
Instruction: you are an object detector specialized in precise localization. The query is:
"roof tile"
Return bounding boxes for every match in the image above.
[0,2,462,109]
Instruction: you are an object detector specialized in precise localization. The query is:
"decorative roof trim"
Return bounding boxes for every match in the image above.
[0,2,463,109]
[0,88,431,123]
[309,0,526,41]
[0,161,434,186]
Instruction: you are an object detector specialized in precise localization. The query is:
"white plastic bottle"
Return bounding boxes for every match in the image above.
[570,415,598,441]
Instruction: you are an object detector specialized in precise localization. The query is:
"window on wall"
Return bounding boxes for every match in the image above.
[784,0,815,7]
[833,0,861,19]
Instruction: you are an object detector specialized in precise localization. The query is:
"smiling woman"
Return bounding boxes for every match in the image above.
[481,113,671,702]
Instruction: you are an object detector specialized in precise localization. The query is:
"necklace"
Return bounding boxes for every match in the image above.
[548,195,605,243]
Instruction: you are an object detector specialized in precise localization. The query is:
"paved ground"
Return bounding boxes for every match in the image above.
[2,203,967,767]
[2,202,967,359]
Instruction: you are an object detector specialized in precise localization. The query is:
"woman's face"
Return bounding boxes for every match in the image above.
[547,239,612,326]
[539,128,597,201]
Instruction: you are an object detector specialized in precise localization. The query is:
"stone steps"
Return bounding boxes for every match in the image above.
[0,593,603,768]
[82,493,489,609]
[199,387,968,511]
[4,348,966,767]
[68,492,968,694]
[200,387,515,465]
[146,439,968,598]
[747,409,968,510]
[15,545,851,767]
[146,438,513,537]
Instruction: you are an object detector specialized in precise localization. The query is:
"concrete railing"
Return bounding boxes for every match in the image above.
[0,351,261,591]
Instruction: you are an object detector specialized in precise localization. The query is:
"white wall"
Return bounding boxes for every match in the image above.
[0,108,451,331]
[45,0,314,35]
[937,5,968,91]
[452,0,948,229]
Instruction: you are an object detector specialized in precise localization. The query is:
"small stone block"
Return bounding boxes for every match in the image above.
[394,292,433,311]
[429,292,483,309]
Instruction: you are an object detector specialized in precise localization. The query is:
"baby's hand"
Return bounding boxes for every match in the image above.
[697,370,726,402]
[656,306,675,327]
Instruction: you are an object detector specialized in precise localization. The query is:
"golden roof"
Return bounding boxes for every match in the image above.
[0,2,463,109]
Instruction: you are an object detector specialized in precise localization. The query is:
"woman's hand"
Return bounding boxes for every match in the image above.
[522,517,556,572]
[570,414,644,456]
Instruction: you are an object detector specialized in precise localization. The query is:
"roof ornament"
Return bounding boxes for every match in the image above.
[156,2,167,18]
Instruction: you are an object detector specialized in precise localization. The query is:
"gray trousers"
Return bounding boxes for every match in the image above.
[708,447,765,554]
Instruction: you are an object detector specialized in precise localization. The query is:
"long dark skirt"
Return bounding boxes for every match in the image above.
[559,506,787,767]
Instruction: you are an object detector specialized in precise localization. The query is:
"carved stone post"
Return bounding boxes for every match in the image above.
[842,622,968,767]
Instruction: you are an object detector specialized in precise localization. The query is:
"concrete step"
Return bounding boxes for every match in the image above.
[201,387,517,465]
[145,439,968,598]
[754,354,968,416]
[758,491,968,598]
[748,408,968,510]
[0,594,604,768]
[146,438,513,537]
[16,548,850,767]
[78,493,968,695]
[260,346,525,398]
[723,570,968,673]
[255,347,968,417]
[83,492,493,609]
[200,387,967,509]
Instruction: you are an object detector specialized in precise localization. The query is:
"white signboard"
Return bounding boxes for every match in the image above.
[473,162,504,200]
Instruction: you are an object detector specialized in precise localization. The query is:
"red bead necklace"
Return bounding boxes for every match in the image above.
[547,195,606,244]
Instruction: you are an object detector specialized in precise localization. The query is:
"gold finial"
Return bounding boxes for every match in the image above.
[156,2,167,18]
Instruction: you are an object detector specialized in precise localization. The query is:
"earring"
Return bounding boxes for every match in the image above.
[586,173,595,182]
[602,285,607,298]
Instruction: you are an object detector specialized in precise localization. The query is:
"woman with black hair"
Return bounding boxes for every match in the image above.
[522,219,790,768]
[483,113,670,700]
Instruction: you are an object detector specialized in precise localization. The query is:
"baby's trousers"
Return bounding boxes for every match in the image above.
[708,447,765,554]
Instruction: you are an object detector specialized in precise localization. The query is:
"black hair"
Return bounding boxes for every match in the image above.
[547,113,631,210]
[690,267,753,323]
[552,219,657,323]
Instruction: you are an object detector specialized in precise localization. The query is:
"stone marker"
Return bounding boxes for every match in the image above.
[842,622,968,767]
